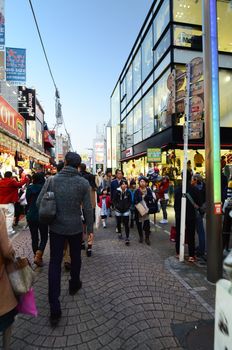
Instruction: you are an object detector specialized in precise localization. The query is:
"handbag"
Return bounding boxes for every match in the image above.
[38,177,56,224]
[135,200,149,216]
[145,190,158,214]
[6,257,35,296]
[17,288,38,317]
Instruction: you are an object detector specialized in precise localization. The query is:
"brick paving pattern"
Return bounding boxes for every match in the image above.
[0,212,216,350]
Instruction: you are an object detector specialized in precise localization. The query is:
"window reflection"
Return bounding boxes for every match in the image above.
[173,0,202,25]
[154,29,171,65]
[142,26,153,81]
[154,70,171,131]
[219,70,232,127]
[142,89,154,140]
[153,0,170,44]
[133,49,142,94]
[217,1,232,53]
[133,102,142,144]
[174,25,202,50]
[126,65,133,103]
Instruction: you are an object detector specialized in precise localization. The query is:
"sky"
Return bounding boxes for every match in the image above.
[5,0,153,153]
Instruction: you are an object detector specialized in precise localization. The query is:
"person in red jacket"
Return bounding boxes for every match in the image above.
[156,176,170,224]
[0,171,29,235]
[97,188,111,228]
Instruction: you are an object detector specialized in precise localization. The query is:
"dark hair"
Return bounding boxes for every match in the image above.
[79,163,87,172]
[101,187,108,194]
[115,169,122,175]
[120,179,128,186]
[65,152,82,168]
[4,171,12,178]
[138,176,149,183]
[32,173,45,185]
[57,161,64,172]
[130,180,136,186]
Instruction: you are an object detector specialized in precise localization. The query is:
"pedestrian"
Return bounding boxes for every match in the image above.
[97,188,111,228]
[191,174,206,258]
[174,170,203,262]
[0,209,18,350]
[111,169,123,232]
[129,179,136,228]
[37,152,94,326]
[156,176,170,224]
[113,179,132,245]
[134,176,153,245]
[102,169,112,217]
[222,179,232,253]
[26,173,48,267]
[0,171,29,236]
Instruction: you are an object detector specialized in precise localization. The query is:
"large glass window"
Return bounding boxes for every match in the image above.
[133,102,142,144]
[219,70,232,127]
[142,26,153,81]
[217,1,232,53]
[154,69,171,131]
[173,0,202,25]
[121,118,127,151]
[126,111,134,147]
[142,88,154,140]
[133,49,142,94]
[154,29,170,65]
[153,0,170,45]
[173,25,202,50]
[126,65,133,103]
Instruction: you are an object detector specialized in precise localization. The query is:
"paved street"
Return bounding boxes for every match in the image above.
[1,209,216,350]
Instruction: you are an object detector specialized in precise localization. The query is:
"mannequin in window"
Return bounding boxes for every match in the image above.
[194,151,204,168]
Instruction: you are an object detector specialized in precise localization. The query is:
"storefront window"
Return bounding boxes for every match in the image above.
[154,69,171,131]
[219,70,232,127]
[142,26,153,81]
[133,49,142,94]
[173,0,202,26]
[153,0,170,45]
[217,1,232,53]
[173,25,202,50]
[142,88,154,140]
[154,29,171,65]
[126,65,133,103]
[133,102,142,144]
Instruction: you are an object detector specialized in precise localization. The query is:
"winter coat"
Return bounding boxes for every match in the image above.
[110,179,120,200]
[0,209,18,317]
[174,183,203,220]
[26,183,44,222]
[134,187,154,206]
[0,177,28,204]
[156,180,169,200]
[113,188,132,213]
[98,195,111,209]
[37,166,94,235]
[79,171,96,208]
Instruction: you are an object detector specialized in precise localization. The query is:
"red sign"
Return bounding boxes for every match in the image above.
[0,96,25,140]
[214,203,222,215]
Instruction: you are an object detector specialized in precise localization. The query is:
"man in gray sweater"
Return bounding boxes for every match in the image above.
[37,152,94,326]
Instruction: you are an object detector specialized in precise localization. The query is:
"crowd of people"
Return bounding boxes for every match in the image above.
[0,151,232,348]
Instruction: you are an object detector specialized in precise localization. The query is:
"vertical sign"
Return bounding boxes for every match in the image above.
[6,47,26,83]
[0,0,5,46]
[0,50,4,79]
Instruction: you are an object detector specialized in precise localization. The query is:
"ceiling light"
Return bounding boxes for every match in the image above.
[225,76,231,82]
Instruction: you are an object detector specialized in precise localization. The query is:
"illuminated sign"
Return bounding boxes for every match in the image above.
[0,96,25,140]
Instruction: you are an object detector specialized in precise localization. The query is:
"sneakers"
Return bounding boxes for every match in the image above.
[103,221,106,228]
[81,241,86,250]
[115,227,119,233]
[188,256,197,263]
[34,250,43,267]
[69,280,82,295]
[49,310,62,327]
[125,238,130,246]
[159,219,168,224]
[118,233,122,239]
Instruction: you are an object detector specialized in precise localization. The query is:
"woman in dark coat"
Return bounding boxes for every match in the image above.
[26,173,48,266]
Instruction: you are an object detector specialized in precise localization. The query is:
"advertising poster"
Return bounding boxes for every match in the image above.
[0,96,25,140]
[147,148,161,163]
[0,50,4,79]
[0,0,5,46]
[6,47,26,83]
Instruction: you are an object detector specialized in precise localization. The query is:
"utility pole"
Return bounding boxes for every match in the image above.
[202,0,222,283]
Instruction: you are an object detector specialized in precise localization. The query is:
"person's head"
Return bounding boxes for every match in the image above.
[45,171,52,178]
[26,174,32,183]
[119,178,128,191]
[79,163,87,172]
[187,160,191,167]
[192,174,202,186]
[64,152,82,169]
[130,179,136,189]
[4,171,12,178]
[115,169,123,180]
[56,161,64,173]
[138,176,149,188]
[32,172,45,185]
[106,169,112,177]
[101,187,108,195]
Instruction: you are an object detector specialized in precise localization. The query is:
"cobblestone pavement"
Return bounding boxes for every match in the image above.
[1,211,216,350]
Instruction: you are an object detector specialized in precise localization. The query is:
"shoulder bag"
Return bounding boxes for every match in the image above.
[38,177,56,224]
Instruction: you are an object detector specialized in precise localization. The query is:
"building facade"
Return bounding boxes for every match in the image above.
[110,0,232,179]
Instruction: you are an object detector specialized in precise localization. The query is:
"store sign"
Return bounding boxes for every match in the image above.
[147,148,161,163]
[125,147,133,158]
[44,130,54,147]
[0,50,4,79]
[6,47,26,83]
[0,0,5,46]
[188,121,203,140]
[0,96,25,140]
[18,86,36,120]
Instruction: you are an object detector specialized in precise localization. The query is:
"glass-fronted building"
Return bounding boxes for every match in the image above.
[110,0,232,179]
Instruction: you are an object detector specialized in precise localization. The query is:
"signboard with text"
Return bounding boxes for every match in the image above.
[147,148,161,163]
[0,50,4,79]
[0,0,5,46]
[6,47,26,83]
[0,96,25,140]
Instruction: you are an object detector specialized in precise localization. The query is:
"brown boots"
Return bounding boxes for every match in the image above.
[34,250,43,267]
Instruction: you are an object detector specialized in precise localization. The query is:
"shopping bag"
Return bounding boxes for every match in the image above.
[6,257,35,296]
[38,177,56,224]
[95,205,101,229]
[135,200,149,217]
[17,288,38,317]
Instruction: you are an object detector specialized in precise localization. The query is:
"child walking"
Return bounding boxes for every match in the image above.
[98,188,111,228]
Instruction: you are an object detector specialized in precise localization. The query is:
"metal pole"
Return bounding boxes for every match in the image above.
[202,0,222,282]
[179,63,191,262]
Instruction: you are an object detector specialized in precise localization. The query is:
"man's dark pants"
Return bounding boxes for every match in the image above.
[49,231,82,315]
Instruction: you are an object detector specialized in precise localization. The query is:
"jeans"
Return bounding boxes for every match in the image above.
[116,215,129,238]
[195,211,205,255]
[49,232,82,314]
[175,217,196,257]
[160,199,168,220]
[28,221,48,254]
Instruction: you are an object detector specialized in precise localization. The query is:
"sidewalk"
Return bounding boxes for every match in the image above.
[0,212,216,350]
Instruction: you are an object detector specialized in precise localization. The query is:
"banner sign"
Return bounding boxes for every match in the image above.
[0,0,5,46]
[0,96,25,140]
[147,148,161,163]
[0,50,4,79]
[18,86,36,120]
[6,47,26,83]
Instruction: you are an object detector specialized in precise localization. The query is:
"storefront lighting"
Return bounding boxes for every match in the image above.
[225,75,231,83]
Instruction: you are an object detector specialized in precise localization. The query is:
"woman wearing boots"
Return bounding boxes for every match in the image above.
[134,176,152,245]
[26,173,48,266]
[0,209,18,350]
